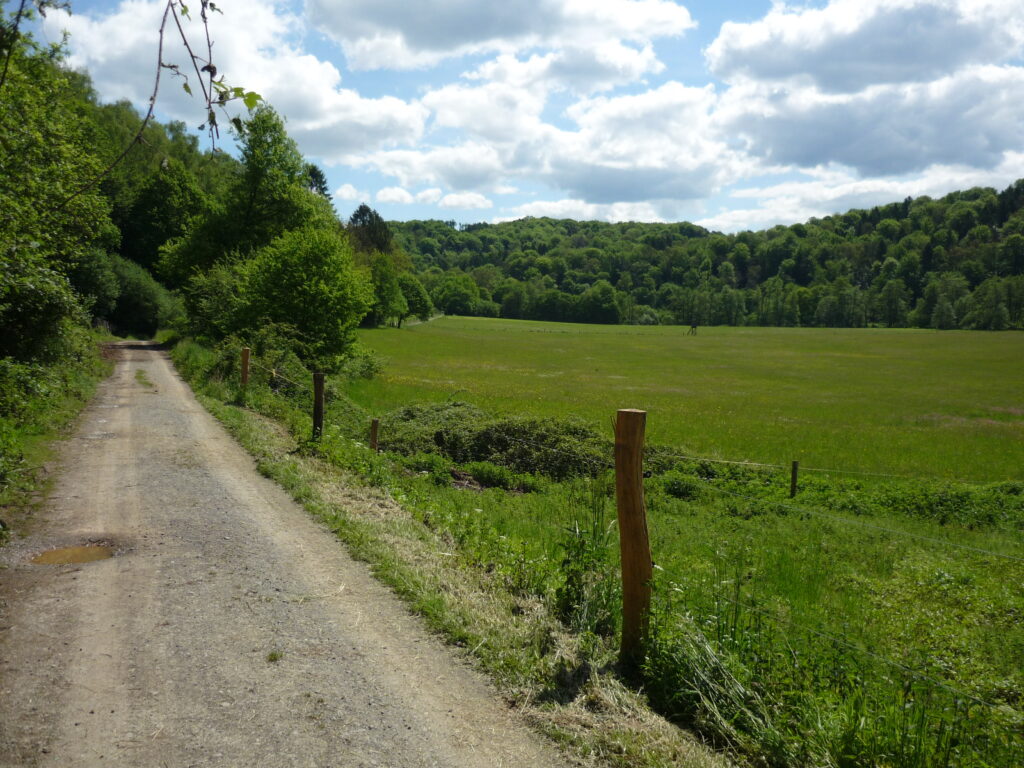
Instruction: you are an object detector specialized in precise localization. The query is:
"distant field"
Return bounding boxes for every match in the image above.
[353,318,1024,481]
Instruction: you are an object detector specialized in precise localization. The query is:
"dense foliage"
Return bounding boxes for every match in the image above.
[391,186,1024,329]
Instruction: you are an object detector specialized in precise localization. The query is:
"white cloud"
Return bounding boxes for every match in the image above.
[497,198,670,222]
[543,82,739,202]
[46,0,427,161]
[697,152,1024,232]
[376,186,415,203]
[306,0,694,71]
[707,0,1024,92]
[415,188,443,203]
[440,192,493,209]
[333,183,364,200]
[422,80,547,143]
[364,80,742,207]
[464,43,664,95]
[719,65,1024,176]
[357,142,508,190]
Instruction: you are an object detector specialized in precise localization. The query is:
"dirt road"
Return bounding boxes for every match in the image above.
[0,342,573,768]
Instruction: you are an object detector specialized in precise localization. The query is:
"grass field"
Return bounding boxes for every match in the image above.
[174,325,1024,766]
[353,318,1024,482]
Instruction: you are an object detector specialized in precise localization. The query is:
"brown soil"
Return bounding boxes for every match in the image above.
[0,341,574,768]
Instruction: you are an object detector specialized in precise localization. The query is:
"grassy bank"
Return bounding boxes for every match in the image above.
[170,335,728,768]
[172,333,1022,767]
[0,331,114,544]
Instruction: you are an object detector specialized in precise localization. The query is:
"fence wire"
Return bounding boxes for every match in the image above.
[698,482,1024,564]
[235,347,1018,721]
[663,571,999,709]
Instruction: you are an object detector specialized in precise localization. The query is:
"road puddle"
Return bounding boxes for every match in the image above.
[32,545,114,565]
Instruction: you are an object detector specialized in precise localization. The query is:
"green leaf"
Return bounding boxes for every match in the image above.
[182,82,192,96]
[242,91,262,110]
[180,3,190,18]
[230,116,243,133]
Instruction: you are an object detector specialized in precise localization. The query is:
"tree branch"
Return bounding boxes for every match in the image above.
[0,0,30,94]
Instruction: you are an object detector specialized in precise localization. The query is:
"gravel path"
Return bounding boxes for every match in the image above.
[0,341,573,768]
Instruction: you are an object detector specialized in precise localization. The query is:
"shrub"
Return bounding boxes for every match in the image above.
[464,461,516,490]
[108,254,183,337]
[0,420,25,489]
[401,452,452,486]
[660,470,704,501]
[379,402,611,481]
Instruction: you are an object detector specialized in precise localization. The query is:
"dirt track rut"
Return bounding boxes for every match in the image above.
[0,341,573,768]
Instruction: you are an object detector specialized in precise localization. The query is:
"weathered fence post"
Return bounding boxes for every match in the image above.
[370,418,380,452]
[615,408,653,671]
[240,347,250,389]
[790,460,799,498]
[312,372,325,440]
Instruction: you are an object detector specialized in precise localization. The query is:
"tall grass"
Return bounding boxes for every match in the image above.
[173,333,1024,767]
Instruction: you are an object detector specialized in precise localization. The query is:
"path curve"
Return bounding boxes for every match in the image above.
[0,341,573,768]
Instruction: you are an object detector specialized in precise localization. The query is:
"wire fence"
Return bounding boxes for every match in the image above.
[243,349,1021,487]
[235,346,1020,739]
[698,482,1024,564]
[661,570,999,709]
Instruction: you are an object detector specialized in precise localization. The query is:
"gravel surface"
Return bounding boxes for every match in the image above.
[0,341,573,768]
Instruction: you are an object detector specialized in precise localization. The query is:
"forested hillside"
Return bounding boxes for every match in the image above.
[392,185,1024,329]
[0,9,398,500]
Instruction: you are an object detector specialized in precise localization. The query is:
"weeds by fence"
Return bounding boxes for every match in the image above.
[222,345,1022,767]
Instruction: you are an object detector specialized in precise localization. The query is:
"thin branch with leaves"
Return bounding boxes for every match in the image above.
[6,0,264,211]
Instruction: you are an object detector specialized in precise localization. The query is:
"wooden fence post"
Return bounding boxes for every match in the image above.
[312,372,325,440]
[790,460,799,498]
[240,347,250,389]
[615,408,653,671]
[370,418,380,452]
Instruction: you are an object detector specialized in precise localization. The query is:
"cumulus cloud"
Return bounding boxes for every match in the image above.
[543,82,738,202]
[376,186,415,203]
[306,0,694,71]
[707,0,1024,92]
[440,192,493,209]
[719,66,1024,176]
[415,188,443,203]
[696,152,1024,232]
[422,80,547,143]
[333,183,364,200]
[463,43,664,96]
[498,198,670,222]
[357,142,508,190]
[45,0,426,161]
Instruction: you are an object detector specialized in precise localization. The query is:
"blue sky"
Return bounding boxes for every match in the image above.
[44,0,1024,231]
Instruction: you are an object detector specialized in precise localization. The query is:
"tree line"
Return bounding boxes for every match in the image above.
[0,7,431,381]
[390,185,1024,330]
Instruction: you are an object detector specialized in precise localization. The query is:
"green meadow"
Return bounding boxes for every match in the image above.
[353,317,1024,481]
[174,326,1024,767]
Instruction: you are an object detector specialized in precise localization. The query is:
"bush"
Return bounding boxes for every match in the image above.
[464,461,516,490]
[0,420,25,488]
[380,401,488,457]
[336,342,383,381]
[0,359,47,421]
[660,470,704,501]
[401,452,452,486]
[379,402,611,481]
[108,254,183,337]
